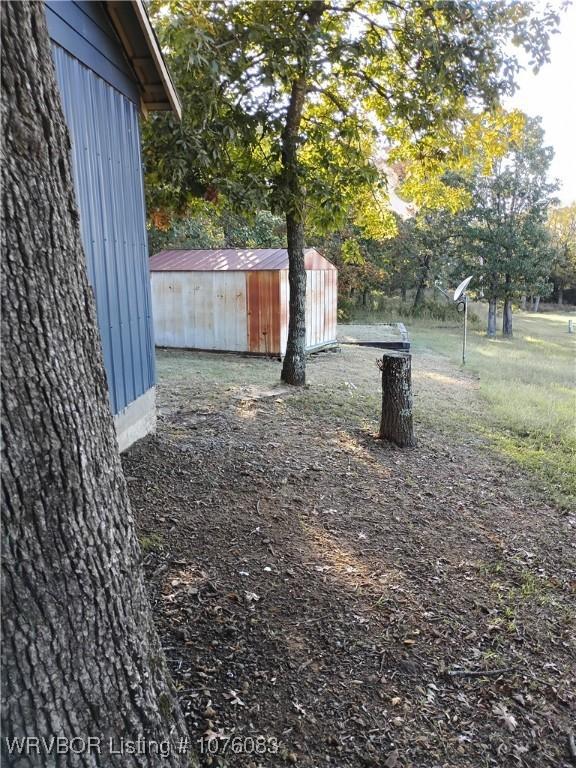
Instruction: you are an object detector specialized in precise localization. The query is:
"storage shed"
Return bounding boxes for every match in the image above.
[149,249,338,356]
[45,0,181,450]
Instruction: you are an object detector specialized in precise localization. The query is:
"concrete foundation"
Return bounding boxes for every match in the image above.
[114,386,156,453]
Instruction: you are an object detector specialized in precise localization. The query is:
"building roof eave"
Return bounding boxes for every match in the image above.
[105,0,182,120]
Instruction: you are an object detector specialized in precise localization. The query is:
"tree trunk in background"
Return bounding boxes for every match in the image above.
[412,255,431,310]
[520,294,527,310]
[401,286,407,302]
[412,279,426,309]
[533,295,540,312]
[379,352,416,448]
[502,274,513,336]
[502,299,513,336]
[1,5,189,765]
[558,286,563,306]
[487,298,497,337]
[362,287,369,306]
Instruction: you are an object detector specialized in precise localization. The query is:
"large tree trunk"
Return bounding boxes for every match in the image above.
[1,5,189,766]
[487,297,497,337]
[280,1,324,386]
[280,74,308,386]
[282,208,307,385]
[378,352,416,448]
[557,286,563,306]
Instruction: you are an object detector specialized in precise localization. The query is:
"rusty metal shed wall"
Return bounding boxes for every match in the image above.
[246,272,282,355]
[150,251,337,356]
[273,269,339,355]
[305,270,338,350]
[152,272,248,351]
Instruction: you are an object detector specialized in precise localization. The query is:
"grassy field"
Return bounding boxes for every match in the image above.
[401,306,576,509]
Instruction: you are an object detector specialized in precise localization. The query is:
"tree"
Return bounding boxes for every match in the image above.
[548,203,576,305]
[148,201,286,254]
[145,1,560,381]
[453,117,558,336]
[389,211,459,310]
[1,5,189,765]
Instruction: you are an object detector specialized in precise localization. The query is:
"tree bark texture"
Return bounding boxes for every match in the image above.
[412,255,431,310]
[1,4,189,766]
[533,295,540,312]
[487,298,497,337]
[412,278,426,310]
[502,298,513,336]
[379,352,416,448]
[502,274,513,336]
[280,1,325,387]
[520,294,527,310]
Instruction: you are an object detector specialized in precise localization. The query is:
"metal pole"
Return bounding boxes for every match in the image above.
[462,294,468,365]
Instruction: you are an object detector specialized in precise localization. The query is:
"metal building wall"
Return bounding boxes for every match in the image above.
[246,272,282,355]
[305,269,338,349]
[152,272,249,352]
[280,270,338,354]
[52,43,155,415]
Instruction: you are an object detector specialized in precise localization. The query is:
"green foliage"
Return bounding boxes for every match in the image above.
[144,1,560,228]
[148,205,286,254]
[548,203,576,294]
[346,294,479,325]
[447,117,559,303]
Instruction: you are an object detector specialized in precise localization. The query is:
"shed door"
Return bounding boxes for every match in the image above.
[246,271,281,354]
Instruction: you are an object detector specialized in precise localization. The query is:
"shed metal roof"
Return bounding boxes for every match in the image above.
[149,248,337,272]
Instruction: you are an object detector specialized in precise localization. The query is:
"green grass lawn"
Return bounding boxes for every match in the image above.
[408,307,576,509]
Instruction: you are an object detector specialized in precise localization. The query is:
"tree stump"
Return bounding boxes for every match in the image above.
[379,351,416,448]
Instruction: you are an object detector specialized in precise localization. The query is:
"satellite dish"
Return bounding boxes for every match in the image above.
[453,276,473,301]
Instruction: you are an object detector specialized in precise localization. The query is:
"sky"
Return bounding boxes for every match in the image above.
[506,2,576,205]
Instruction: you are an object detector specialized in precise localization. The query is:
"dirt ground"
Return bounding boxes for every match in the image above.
[122,334,575,768]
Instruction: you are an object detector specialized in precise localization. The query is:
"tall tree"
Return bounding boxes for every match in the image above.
[548,203,576,305]
[145,1,559,380]
[454,117,558,336]
[1,4,189,765]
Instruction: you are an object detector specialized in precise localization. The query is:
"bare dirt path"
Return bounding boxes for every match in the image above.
[123,339,575,768]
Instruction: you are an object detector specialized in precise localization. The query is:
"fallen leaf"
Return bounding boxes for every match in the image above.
[385,749,399,767]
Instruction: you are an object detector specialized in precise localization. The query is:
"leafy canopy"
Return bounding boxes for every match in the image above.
[144,0,560,239]
[547,203,576,289]
[448,117,559,298]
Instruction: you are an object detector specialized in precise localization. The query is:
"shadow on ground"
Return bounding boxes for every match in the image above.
[123,345,575,768]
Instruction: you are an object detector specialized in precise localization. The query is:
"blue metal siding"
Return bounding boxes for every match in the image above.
[45,1,139,104]
[52,43,155,415]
